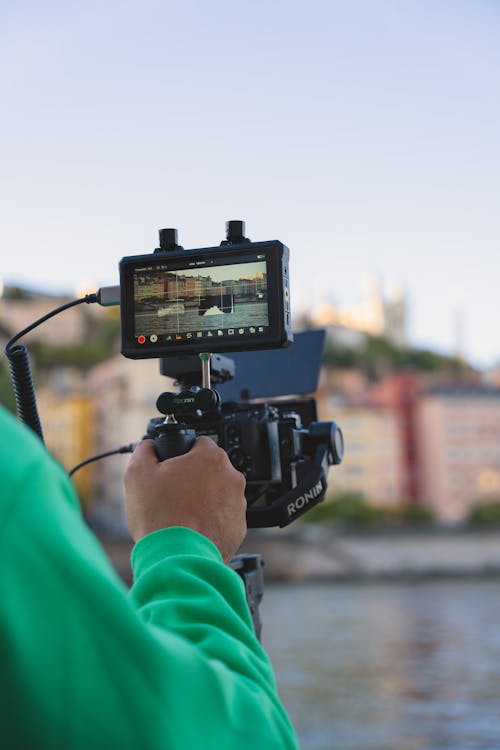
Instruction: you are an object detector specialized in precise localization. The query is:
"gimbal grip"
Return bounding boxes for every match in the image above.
[152,423,197,461]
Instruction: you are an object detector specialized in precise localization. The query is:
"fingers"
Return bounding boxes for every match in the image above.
[124,431,247,551]
[128,435,245,493]
[129,436,216,472]
[127,439,158,469]
[190,436,245,482]
[189,435,233,467]
[189,435,222,454]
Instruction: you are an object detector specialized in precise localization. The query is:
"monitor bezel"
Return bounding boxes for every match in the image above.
[120,240,292,359]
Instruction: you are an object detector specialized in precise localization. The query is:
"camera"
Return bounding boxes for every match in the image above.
[4,220,343,632]
[118,221,344,528]
[145,373,344,528]
[6,220,343,529]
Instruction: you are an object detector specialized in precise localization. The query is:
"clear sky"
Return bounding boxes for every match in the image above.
[1,0,499,366]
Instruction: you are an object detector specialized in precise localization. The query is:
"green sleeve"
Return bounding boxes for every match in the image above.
[0,408,298,750]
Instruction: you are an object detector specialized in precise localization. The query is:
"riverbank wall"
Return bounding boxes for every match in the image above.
[99,526,500,584]
[240,526,500,581]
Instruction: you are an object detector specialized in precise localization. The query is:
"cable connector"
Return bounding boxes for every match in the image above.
[96,285,120,307]
[5,289,118,440]
[69,442,137,477]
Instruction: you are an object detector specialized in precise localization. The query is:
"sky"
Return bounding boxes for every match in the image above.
[1,0,499,367]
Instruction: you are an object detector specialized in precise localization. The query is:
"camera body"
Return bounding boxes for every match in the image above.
[146,386,343,528]
[148,399,293,485]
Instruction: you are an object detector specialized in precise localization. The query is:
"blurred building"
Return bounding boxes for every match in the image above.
[36,370,94,507]
[307,277,407,348]
[370,371,421,501]
[484,364,500,389]
[0,294,94,346]
[319,397,405,506]
[417,387,500,522]
[87,355,175,533]
[318,366,370,404]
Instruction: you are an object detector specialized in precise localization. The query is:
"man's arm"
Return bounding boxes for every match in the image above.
[125,436,297,746]
[0,409,298,750]
[124,436,248,562]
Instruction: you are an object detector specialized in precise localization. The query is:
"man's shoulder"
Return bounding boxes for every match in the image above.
[0,406,73,521]
[0,405,47,476]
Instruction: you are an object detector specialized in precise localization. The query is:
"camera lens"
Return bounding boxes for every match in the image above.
[333,427,344,464]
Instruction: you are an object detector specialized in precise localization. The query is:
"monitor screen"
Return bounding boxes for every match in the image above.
[132,257,270,347]
[120,239,292,358]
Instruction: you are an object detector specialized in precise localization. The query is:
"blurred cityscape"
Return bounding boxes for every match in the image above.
[2,281,500,537]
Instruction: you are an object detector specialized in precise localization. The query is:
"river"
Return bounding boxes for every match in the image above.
[261,579,500,750]
[135,301,268,336]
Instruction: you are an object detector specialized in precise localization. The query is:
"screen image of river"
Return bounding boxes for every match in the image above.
[133,259,269,336]
[135,301,268,336]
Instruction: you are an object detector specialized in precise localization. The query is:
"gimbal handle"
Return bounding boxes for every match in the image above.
[246,445,330,528]
[152,421,196,461]
[149,421,330,527]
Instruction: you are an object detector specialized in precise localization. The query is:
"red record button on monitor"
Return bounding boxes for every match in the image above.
[137,335,146,344]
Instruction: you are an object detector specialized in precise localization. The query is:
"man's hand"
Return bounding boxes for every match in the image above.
[124,437,247,562]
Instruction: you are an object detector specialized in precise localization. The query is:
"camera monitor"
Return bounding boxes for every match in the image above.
[120,240,292,358]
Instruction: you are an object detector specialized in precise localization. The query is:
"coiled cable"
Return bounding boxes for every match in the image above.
[6,344,44,441]
[4,293,98,442]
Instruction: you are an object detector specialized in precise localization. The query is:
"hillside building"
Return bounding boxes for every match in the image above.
[416,387,500,522]
[309,278,407,348]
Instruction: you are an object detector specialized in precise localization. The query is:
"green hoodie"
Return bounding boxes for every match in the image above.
[0,406,298,750]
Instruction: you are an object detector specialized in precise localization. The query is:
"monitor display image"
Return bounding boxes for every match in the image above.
[133,259,269,345]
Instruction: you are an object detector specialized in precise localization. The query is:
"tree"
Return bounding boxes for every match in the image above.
[323,334,472,379]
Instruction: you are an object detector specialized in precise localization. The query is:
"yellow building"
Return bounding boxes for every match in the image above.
[36,388,94,508]
[319,399,405,506]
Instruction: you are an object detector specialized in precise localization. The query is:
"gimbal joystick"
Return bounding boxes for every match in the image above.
[148,353,219,461]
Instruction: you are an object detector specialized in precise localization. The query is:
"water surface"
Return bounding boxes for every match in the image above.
[262,580,500,750]
[135,301,268,335]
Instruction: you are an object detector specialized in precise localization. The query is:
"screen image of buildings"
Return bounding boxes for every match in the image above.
[133,261,269,334]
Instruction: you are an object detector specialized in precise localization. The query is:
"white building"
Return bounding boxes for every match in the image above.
[307,277,407,348]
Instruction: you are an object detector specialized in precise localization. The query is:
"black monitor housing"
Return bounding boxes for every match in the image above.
[120,232,292,359]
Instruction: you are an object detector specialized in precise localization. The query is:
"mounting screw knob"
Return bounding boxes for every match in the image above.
[156,228,183,253]
[226,220,247,244]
